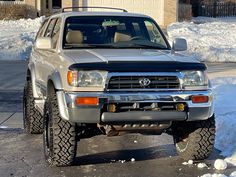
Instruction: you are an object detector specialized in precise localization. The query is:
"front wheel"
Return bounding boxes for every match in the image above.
[23,79,43,134]
[43,90,77,166]
[172,115,216,161]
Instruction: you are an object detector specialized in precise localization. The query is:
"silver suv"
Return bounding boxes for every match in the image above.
[23,7,215,167]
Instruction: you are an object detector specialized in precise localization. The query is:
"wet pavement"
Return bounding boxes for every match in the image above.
[0,61,236,177]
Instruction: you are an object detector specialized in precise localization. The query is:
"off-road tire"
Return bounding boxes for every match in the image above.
[43,90,77,167]
[23,80,43,134]
[172,115,215,161]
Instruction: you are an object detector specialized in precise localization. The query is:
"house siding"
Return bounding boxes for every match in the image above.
[81,0,177,27]
[164,0,178,26]
[25,0,177,26]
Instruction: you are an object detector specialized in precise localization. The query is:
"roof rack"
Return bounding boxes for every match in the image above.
[61,6,128,13]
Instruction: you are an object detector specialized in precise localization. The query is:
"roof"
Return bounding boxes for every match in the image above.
[51,11,151,19]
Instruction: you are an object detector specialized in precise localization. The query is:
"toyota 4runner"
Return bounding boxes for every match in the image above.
[23,7,215,166]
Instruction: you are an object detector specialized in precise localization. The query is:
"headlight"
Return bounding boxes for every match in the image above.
[182,71,208,88]
[67,70,108,87]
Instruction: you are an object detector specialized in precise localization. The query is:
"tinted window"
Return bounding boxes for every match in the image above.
[63,16,169,50]
[52,18,61,48]
[36,19,49,40]
[144,20,167,47]
[44,18,57,37]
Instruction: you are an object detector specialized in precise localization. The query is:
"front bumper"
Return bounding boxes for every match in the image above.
[57,90,214,123]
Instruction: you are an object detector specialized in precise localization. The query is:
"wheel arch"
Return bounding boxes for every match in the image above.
[27,64,40,98]
[47,71,63,96]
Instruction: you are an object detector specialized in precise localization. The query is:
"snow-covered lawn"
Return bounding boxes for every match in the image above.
[168,17,236,62]
[0,18,41,60]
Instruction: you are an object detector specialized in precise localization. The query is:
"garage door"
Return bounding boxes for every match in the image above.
[83,0,165,26]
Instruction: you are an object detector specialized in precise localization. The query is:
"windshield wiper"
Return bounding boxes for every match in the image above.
[64,44,122,49]
[129,43,167,49]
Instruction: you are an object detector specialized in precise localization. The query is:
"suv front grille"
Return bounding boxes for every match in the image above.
[107,76,180,90]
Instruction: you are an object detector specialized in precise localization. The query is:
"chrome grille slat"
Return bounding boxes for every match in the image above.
[107,75,180,90]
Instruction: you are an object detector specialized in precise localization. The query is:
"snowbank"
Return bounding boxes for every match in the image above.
[167,17,236,62]
[0,18,42,60]
[212,76,236,166]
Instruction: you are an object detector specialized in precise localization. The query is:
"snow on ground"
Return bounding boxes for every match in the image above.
[211,76,236,167]
[200,74,236,176]
[0,18,42,60]
[167,17,236,62]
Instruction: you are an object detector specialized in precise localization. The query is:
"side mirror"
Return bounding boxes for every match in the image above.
[35,37,53,50]
[172,38,187,52]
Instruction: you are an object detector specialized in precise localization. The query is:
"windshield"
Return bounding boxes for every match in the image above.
[63,16,170,49]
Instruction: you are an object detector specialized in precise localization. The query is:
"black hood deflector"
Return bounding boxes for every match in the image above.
[69,61,207,72]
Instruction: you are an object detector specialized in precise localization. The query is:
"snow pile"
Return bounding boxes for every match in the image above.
[214,159,227,170]
[182,160,194,165]
[201,171,236,177]
[230,171,236,177]
[197,163,208,169]
[167,17,236,62]
[212,77,236,166]
[0,18,42,60]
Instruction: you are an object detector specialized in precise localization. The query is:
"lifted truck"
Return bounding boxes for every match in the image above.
[23,7,215,166]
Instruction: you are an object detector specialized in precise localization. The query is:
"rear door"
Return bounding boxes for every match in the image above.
[34,18,57,95]
[31,19,49,97]
[38,18,62,95]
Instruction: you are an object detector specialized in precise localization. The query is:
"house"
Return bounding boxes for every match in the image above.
[24,0,178,27]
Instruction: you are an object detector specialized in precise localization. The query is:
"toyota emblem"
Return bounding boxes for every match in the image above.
[139,78,151,87]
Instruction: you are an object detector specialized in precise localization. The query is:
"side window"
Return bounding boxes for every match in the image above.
[51,18,61,48]
[44,19,57,37]
[35,19,49,40]
[144,20,166,46]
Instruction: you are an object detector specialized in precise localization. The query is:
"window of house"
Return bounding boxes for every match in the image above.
[52,0,62,9]
[46,0,49,9]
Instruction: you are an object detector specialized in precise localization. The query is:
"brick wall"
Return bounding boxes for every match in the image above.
[25,0,37,17]
[0,4,27,20]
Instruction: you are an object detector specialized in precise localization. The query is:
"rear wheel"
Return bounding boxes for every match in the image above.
[43,89,77,166]
[23,79,43,134]
[172,115,215,160]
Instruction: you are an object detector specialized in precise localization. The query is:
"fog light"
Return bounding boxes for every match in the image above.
[108,104,116,113]
[192,96,209,103]
[75,97,99,105]
[176,103,185,112]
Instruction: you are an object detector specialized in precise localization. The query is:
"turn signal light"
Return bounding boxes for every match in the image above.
[67,71,78,86]
[191,96,209,103]
[75,97,99,105]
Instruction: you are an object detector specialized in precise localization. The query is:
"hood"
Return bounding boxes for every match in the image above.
[62,49,199,64]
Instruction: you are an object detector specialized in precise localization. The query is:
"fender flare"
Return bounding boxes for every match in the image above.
[47,71,63,95]
[28,63,40,98]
